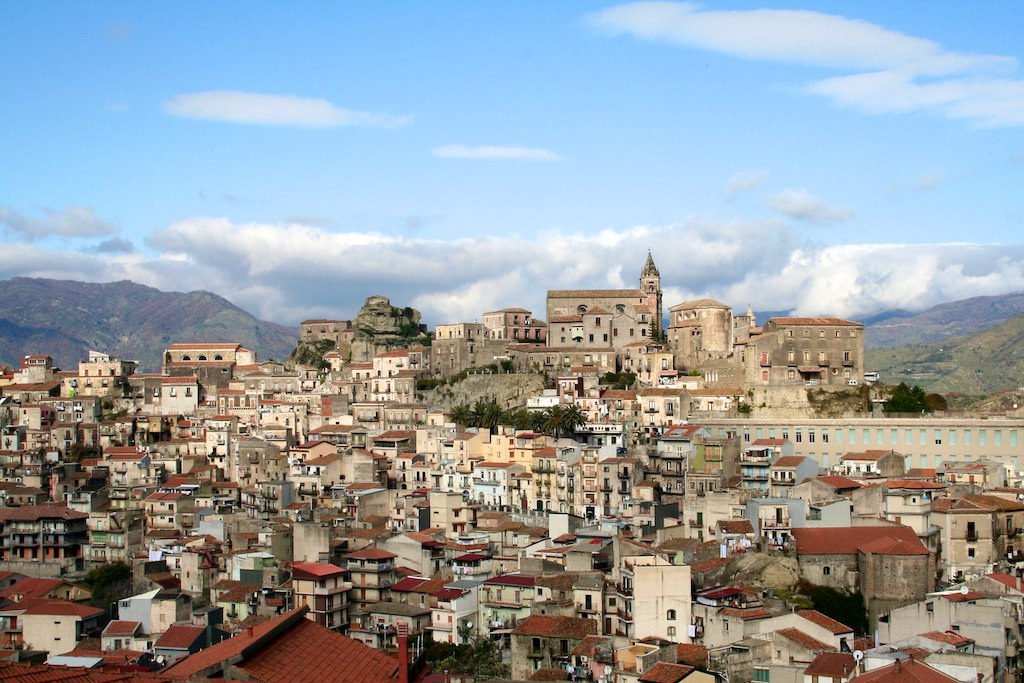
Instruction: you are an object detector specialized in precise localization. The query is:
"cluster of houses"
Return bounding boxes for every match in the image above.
[0,258,1020,682]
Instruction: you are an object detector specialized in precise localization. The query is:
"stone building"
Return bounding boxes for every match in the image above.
[743,317,864,387]
[546,254,662,352]
[667,298,734,370]
[482,308,547,343]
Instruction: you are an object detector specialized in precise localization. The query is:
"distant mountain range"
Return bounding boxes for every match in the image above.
[865,312,1024,395]
[0,278,297,371]
[863,292,1024,348]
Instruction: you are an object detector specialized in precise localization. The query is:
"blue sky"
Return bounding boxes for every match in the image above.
[2,2,1023,326]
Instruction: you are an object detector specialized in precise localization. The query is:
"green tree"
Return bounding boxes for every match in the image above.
[449,404,473,428]
[432,637,509,679]
[884,382,930,413]
[471,398,505,432]
[81,562,133,624]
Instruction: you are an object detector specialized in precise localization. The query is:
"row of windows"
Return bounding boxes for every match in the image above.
[740,426,1019,448]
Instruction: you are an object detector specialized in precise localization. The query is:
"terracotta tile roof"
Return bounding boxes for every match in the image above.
[101,620,142,636]
[372,430,415,441]
[858,536,930,556]
[512,614,597,638]
[776,627,835,653]
[797,610,853,634]
[484,573,536,588]
[165,607,400,681]
[677,643,709,667]
[770,317,860,326]
[639,662,696,683]
[805,652,857,677]
[920,630,973,646]
[793,526,924,556]
[0,578,67,601]
[291,562,345,579]
[815,475,863,490]
[932,494,1024,513]
[718,519,754,534]
[884,480,946,490]
[343,547,397,561]
[848,657,957,683]
[839,448,897,464]
[154,624,205,650]
[984,572,1024,591]
[718,606,772,621]
[773,456,807,467]
[938,590,984,602]
[0,504,87,522]
[548,288,643,298]
[752,438,788,446]
[20,598,103,618]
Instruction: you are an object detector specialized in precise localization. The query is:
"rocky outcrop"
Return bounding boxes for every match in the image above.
[354,295,422,336]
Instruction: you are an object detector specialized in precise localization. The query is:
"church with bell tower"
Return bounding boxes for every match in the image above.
[640,251,663,340]
[544,252,665,351]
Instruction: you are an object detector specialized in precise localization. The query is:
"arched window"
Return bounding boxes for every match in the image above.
[181,355,191,361]
[667,609,677,621]
[823,566,831,576]
[577,305,588,315]
[615,304,625,314]
[197,355,207,361]
[214,355,223,361]
[667,626,677,638]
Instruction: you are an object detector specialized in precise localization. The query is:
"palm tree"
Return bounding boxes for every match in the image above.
[449,403,472,428]
[542,405,565,438]
[561,403,587,437]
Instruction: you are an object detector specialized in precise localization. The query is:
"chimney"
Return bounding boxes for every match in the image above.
[397,622,410,683]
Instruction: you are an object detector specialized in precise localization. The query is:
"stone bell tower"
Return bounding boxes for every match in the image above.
[640,251,663,340]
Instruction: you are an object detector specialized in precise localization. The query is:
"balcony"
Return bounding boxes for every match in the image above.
[966,532,978,542]
[761,519,791,529]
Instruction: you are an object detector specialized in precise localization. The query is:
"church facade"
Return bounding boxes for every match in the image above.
[545,253,663,352]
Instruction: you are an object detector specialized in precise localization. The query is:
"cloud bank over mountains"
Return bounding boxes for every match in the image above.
[2,212,1023,329]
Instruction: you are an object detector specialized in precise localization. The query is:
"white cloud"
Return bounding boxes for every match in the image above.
[0,205,119,239]
[4,215,1024,329]
[725,169,769,199]
[768,188,854,225]
[723,242,1024,320]
[163,90,412,128]
[807,71,1024,128]
[589,2,1024,128]
[432,144,564,161]
[587,2,1011,75]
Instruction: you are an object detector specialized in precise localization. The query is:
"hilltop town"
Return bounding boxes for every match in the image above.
[0,254,1021,682]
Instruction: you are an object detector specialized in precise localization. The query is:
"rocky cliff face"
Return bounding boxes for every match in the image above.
[353,295,422,336]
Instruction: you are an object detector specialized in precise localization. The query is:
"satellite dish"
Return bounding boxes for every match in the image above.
[466,621,472,629]
[960,585,969,595]
[853,651,863,662]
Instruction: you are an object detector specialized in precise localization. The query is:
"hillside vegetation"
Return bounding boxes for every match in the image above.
[0,278,296,370]
[866,312,1024,395]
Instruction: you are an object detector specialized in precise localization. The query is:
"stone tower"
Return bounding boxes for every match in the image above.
[640,251,663,339]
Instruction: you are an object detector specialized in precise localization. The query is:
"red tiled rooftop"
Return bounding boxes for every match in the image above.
[102,620,142,636]
[164,607,400,681]
[291,562,346,579]
[797,610,853,634]
[154,624,205,650]
[512,615,597,638]
[793,526,924,556]
[848,657,957,683]
[776,627,835,653]
[639,662,697,683]
[805,653,857,678]
[343,547,397,561]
